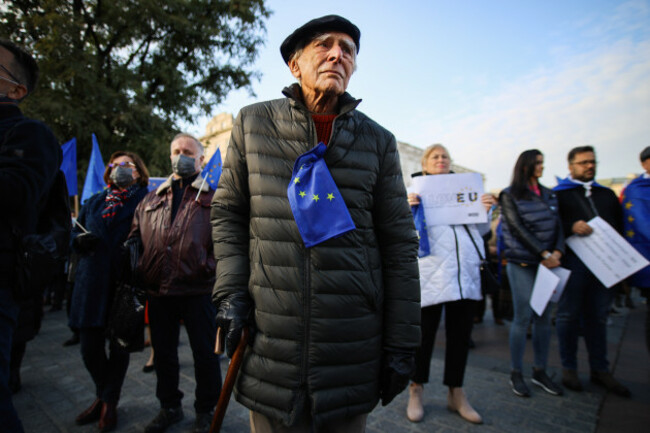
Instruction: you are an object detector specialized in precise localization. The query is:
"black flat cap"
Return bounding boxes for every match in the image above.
[280,15,360,64]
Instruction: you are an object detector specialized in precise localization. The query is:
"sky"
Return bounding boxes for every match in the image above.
[185,0,650,191]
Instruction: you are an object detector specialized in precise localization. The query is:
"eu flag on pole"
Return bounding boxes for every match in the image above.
[287,142,355,248]
[412,204,430,257]
[201,148,222,190]
[60,138,77,196]
[81,134,106,203]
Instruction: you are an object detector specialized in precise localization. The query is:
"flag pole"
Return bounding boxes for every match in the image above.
[74,195,79,217]
[195,173,208,202]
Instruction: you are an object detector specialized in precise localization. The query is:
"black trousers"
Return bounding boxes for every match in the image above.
[148,294,221,413]
[413,299,477,387]
[79,327,130,404]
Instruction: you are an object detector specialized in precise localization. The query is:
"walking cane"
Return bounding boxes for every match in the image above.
[209,326,249,433]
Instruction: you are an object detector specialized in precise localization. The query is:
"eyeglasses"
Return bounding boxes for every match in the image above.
[571,160,597,167]
[109,161,136,168]
[0,64,22,86]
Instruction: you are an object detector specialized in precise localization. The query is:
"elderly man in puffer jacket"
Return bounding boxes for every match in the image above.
[211,15,421,433]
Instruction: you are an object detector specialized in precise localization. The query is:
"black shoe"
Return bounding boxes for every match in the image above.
[591,371,631,397]
[562,369,583,392]
[76,399,103,425]
[144,407,184,433]
[192,412,213,433]
[510,371,530,397]
[532,369,563,396]
[142,363,155,373]
[63,334,80,347]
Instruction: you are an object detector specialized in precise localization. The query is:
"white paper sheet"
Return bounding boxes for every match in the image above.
[530,264,560,316]
[549,267,572,303]
[411,173,487,226]
[566,216,650,288]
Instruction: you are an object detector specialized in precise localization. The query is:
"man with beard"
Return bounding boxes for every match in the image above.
[554,145,630,397]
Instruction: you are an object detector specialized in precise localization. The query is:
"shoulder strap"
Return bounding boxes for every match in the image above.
[463,224,485,261]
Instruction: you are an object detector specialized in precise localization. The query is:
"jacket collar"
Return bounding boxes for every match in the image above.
[282,83,361,116]
[155,173,210,195]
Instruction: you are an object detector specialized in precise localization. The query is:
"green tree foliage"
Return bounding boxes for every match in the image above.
[1,0,269,187]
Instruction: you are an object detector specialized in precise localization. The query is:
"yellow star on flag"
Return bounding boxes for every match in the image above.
[327,193,335,201]
[626,230,634,238]
[625,201,633,209]
[294,177,300,184]
[299,191,306,198]
[312,194,319,202]
[628,216,634,222]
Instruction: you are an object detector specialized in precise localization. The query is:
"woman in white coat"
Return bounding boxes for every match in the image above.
[406,144,495,424]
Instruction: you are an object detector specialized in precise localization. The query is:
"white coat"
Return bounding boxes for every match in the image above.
[419,222,489,307]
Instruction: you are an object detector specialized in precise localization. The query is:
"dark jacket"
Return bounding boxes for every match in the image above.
[130,175,215,296]
[68,186,148,328]
[555,184,623,259]
[0,104,61,289]
[211,84,421,426]
[499,185,565,264]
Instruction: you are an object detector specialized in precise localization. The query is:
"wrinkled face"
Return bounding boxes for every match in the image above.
[109,155,140,181]
[289,32,356,99]
[170,137,203,173]
[569,151,596,182]
[533,154,544,179]
[423,147,451,175]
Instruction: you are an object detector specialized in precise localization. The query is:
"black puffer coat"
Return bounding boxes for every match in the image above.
[211,85,421,426]
[499,185,565,264]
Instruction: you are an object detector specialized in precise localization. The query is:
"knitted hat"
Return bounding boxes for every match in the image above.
[280,15,360,64]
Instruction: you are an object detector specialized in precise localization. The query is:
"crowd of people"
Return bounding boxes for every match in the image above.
[1,13,648,433]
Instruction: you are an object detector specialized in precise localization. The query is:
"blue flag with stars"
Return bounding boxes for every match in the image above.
[81,133,106,203]
[201,148,222,190]
[287,142,355,248]
[412,204,430,257]
[621,175,650,285]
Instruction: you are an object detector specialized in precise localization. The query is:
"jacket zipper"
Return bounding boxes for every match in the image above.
[452,226,464,299]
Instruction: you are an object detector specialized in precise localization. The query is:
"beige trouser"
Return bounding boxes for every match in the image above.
[250,409,367,433]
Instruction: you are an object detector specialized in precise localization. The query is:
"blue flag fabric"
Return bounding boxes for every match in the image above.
[201,148,222,190]
[60,138,77,196]
[81,134,107,203]
[621,175,650,286]
[147,177,166,192]
[554,176,606,191]
[287,142,355,248]
[412,204,430,257]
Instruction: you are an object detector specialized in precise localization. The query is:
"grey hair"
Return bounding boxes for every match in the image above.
[171,133,204,156]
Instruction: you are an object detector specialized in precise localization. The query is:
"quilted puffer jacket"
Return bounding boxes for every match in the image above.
[211,84,421,426]
[499,185,565,264]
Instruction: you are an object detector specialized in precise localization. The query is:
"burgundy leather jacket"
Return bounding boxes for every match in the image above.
[129,174,215,296]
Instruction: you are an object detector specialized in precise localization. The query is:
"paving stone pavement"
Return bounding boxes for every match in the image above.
[12,295,647,433]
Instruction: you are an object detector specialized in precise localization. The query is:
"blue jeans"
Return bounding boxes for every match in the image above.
[148,294,221,413]
[0,289,24,432]
[507,264,553,372]
[556,254,613,372]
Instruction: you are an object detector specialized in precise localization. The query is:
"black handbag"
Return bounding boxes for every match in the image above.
[106,282,146,352]
[463,225,501,296]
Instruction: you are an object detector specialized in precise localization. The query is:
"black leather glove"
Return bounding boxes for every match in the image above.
[380,349,416,406]
[73,232,100,255]
[215,292,253,358]
[120,236,143,285]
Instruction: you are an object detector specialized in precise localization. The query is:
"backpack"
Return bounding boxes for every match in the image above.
[14,169,72,299]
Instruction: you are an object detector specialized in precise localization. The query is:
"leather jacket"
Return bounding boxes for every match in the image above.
[130,174,215,296]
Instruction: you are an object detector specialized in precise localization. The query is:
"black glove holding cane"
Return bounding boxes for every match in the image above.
[380,348,416,406]
[215,292,253,358]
